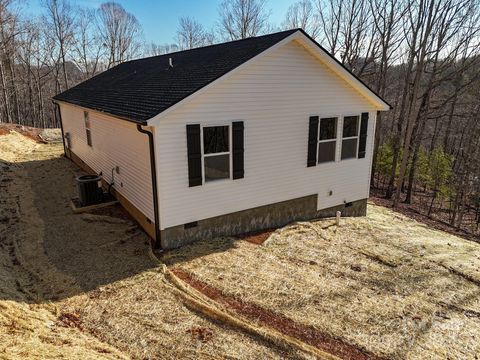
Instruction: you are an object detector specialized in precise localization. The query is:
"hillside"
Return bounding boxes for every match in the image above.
[1,128,479,359]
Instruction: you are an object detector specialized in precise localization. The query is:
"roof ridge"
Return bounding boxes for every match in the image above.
[129,28,301,63]
[53,29,302,123]
[53,28,390,123]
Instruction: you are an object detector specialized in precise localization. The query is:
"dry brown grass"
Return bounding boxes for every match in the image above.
[164,206,480,360]
[0,131,128,359]
[0,130,299,359]
[62,270,298,360]
[0,301,128,359]
[3,130,480,359]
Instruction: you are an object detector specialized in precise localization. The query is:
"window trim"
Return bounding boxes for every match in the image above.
[84,111,92,147]
[317,115,340,164]
[340,114,361,161]
[200,124,232,184]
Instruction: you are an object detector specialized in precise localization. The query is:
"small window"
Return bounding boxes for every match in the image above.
[318,117,337,163]
[203,126,230,182]
[84,111,92,147]
[341,115,359,160]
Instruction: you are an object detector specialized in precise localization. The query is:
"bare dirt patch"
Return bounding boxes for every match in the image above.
[237,229,274,244]
[0,123,47,143]
[56,311,83,329]
[172,267,385,360]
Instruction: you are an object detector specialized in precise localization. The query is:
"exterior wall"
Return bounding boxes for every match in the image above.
[161,197,367,249]
[68,149,156,239]
[59,103,155,225]
[155,39,377,230]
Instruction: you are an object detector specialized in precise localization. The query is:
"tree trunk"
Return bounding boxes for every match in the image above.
[0,60,11,123]
[371,111,382,188]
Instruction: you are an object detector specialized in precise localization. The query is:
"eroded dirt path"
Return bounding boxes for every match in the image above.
[0,131,298,360]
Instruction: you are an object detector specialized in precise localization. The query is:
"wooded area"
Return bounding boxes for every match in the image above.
[1,0,479,237]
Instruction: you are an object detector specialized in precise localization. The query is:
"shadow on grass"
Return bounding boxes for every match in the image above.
[0,150,239,302]
[160,236,240,266]
[0,154,152,302]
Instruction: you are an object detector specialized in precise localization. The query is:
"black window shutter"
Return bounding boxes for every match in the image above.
[358,112,369,158]
[186,124,202,187]
[307,116,319,167]
[232,121,244,179]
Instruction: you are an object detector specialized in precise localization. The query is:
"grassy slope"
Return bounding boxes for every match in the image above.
[0,131,294,360]
[164,205,480,359]
[2,128,479,359]
[0,132,128,359]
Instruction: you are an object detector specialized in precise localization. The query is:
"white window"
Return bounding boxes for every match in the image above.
[84,111,92,147]
[341,115,359,160]
[318,117,338,163]
[202,125,230,182]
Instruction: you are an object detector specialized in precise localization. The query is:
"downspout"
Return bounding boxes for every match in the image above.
[136,124,161,249]
[52,101,68,158]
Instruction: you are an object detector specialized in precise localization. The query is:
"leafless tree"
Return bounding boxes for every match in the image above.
[393,0,478,207]
[42,0,75,90]
[316,0,343,56]
[369,0,405,186]
[0,0,22,122]
[97,2,143,68]
[144,42,180,57]
[176,17,214,50]
[282,0,320,39]
[218,0,270,40]
[73,8,104,80]
[316,0,378,74]
[2,0,480,238]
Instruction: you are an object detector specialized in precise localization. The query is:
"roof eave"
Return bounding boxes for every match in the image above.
[53,99,149,126]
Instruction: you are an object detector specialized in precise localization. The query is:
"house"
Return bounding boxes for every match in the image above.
[53,29,391,249]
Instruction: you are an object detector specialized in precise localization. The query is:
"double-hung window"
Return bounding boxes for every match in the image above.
[341,115,359,160]
[308,113,369,166]
[318,117,337,163]
[202,125,230,182]
[84,111,92,147]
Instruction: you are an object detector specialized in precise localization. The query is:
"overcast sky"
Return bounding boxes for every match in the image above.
[26,0,296,44]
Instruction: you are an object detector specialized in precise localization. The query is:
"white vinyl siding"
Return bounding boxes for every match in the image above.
[155,39,377,230]
[60,103,154,221]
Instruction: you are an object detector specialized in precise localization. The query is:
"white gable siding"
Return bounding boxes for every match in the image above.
[60,103,154,221]
[156,39,377,229]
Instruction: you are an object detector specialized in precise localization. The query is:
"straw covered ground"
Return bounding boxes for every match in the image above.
[0,129,299,360]
[2,127,479,359]
[164,205,480,359]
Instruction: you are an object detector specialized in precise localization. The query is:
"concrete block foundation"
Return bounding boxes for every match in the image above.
[161,195,367,249]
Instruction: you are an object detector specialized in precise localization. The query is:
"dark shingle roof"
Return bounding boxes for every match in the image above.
[54,29,299,124]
